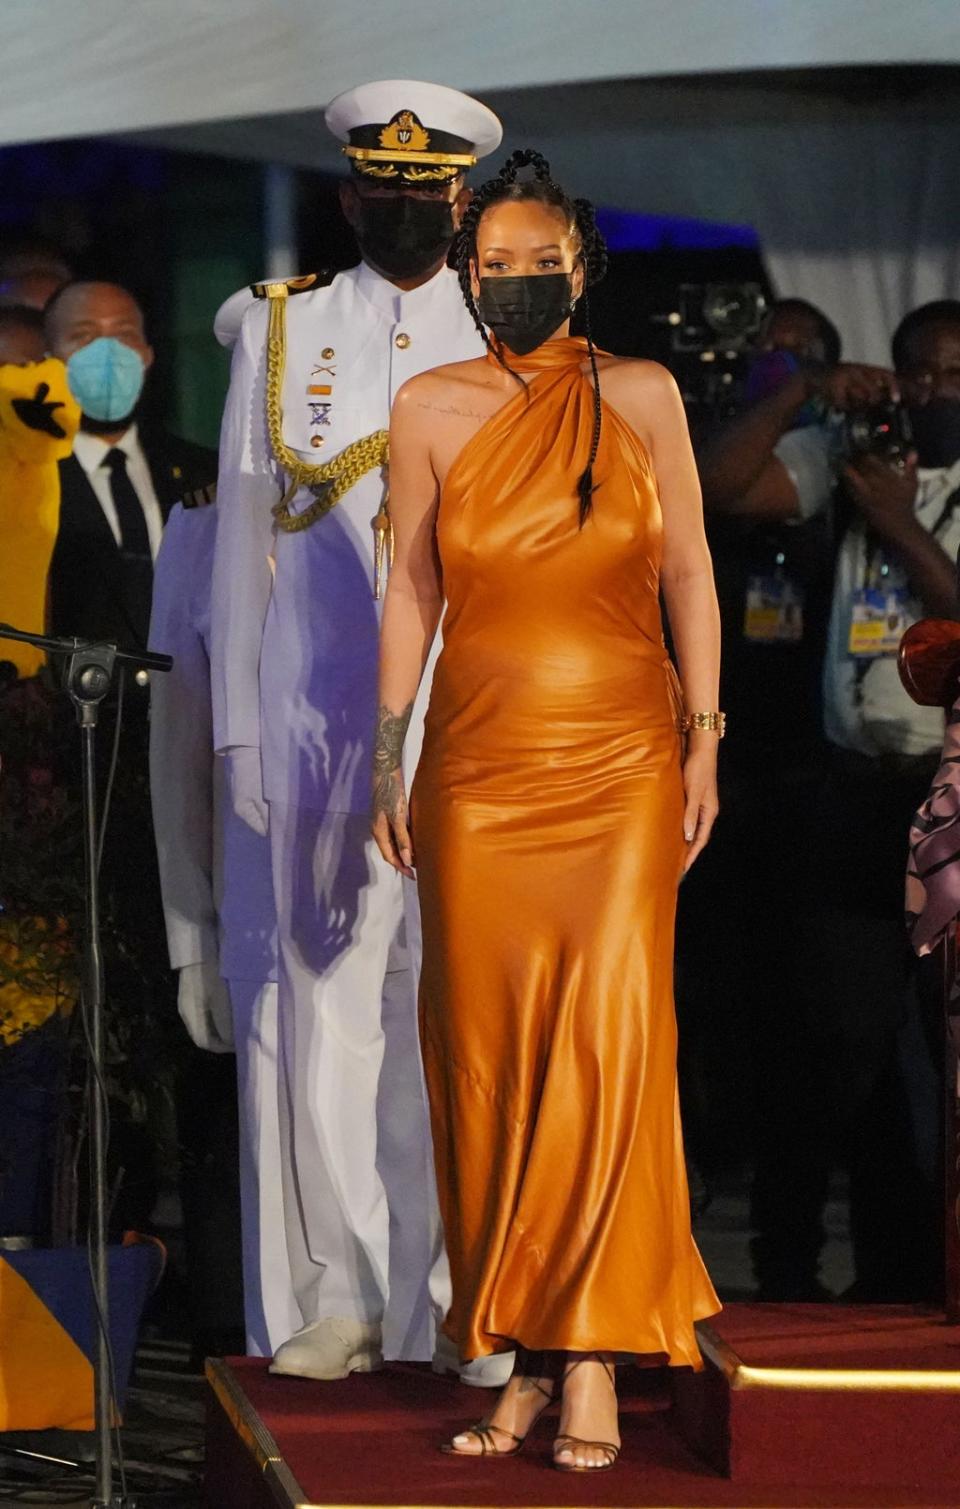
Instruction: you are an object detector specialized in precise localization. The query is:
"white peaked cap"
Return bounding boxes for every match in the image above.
[325,78,502,164]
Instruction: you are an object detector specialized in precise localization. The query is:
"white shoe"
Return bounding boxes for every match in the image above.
[269,1317,383,1381]
[432,1330,515,1388]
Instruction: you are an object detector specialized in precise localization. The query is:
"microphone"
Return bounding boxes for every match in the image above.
[0,622,172,677]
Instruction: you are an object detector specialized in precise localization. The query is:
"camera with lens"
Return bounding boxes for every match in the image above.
[832,401,913,464]
[655,283,768,427]
[670,284,768,354]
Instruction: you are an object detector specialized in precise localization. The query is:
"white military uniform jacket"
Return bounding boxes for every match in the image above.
[150,501,278,983]
[212,262,484,814]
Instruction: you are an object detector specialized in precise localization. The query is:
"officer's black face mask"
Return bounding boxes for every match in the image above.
[354,194,455,279]
[477,274,575,356]
[907,396,960,469]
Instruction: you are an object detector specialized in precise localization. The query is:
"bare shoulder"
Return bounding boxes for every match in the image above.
[597,355,685,436]
[394,356,489,412]
[595,354,680,401]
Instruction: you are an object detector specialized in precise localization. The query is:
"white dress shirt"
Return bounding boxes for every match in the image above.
[775,428,960,756]
[823,458,960,756]
[72,423,165,562]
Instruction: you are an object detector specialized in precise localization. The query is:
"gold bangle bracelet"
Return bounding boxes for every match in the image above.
[681,711,727,737]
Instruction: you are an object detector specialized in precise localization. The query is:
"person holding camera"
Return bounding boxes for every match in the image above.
[698,299,960,1302]
[676,302,841,1220]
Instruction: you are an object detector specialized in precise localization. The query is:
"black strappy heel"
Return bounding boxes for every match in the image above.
[553,1352,621,1473]
[441,1348,558,1459]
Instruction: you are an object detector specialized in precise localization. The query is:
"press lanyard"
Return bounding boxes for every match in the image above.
[848,480,960,683]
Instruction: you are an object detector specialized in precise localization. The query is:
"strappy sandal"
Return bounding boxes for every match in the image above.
[553,1352,621,1473]
[441,1348,558,1459]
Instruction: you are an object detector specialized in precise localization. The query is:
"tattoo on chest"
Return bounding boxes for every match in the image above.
[417,400,491,424]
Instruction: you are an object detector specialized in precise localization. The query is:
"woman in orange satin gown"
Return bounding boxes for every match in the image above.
[373,152,721,1472]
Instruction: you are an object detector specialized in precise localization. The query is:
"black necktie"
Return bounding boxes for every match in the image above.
[103,446,153,646]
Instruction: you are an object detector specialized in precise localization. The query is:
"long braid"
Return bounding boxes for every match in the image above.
[578,291,603,525]
[453,151,610,522]
[572,196,608,524]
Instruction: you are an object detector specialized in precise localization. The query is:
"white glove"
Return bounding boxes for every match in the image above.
[227,745,269,836]
[177,960,235,1053]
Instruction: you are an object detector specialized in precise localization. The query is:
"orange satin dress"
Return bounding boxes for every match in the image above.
[411,337,720,1368]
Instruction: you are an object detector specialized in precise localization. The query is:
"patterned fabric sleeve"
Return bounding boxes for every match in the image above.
[906,699,960,955]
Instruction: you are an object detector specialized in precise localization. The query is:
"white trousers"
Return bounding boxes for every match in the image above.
[229,978,300,1357]
[269,805,450,1361]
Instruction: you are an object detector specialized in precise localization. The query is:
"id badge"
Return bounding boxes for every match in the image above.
[848,586,911,658]
[744,574,804,643]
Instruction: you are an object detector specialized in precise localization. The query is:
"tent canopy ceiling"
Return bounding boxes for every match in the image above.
[120,65,960,246]
[2,0,960,148]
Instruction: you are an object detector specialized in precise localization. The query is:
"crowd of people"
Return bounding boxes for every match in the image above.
[1,72,959,1470]
[680,291,960,1308]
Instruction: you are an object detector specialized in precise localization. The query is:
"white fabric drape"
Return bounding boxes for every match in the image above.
[760,116,960,367]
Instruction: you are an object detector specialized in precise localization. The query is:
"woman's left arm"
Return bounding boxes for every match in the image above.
[626,363,722,869]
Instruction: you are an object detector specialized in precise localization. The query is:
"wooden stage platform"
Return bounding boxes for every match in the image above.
[203,1304,960,1509]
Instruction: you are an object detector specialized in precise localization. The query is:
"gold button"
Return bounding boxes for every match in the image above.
[395,332,411,350]
[310,435,325,448]
[321,347,335,360]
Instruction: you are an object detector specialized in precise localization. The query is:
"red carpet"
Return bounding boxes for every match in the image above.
[708,1300,960,1369]
[675,1303,960,1494]
[204,1332,960,1508]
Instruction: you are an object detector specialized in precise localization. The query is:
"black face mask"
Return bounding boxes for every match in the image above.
[477,274,574,356]
[354,195,454,279]
[907,396,960,469]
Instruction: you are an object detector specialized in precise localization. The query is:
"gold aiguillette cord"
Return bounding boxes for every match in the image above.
[263,284,391,595]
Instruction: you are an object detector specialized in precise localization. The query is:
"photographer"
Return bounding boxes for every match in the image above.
[701,301,845,765]
[699,299,960,1301]
[701,298,896,524]
[676,301,843,1222]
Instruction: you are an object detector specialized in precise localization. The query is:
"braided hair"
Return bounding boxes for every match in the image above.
[454,149,608,524]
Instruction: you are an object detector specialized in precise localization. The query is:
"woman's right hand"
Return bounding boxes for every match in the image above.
[681,737,720,873]
[372,766,415,878]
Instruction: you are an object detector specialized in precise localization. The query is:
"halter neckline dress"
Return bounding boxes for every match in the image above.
[411,336,719,1365]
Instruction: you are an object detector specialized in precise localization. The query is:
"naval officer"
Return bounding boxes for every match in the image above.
[211,80,510,1383]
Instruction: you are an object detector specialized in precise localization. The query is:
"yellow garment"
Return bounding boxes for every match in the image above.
[0,359,80,678]
[0,915,75,1046]
[412,338,719,1366]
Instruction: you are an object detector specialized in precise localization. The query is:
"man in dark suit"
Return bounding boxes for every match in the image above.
[44,282,244,1361]
[46,281,216,650]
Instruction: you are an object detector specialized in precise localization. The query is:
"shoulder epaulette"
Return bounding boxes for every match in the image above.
[182,482,217,509]
[250,269,335,300]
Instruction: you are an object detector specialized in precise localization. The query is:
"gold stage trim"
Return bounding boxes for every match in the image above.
[205,1358,308,1508]
[696,1320,960,1393]
[205,1353,786,1509]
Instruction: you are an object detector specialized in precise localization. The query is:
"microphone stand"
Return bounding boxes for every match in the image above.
[0,624,172,1509]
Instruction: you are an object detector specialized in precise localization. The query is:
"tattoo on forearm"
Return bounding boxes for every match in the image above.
[373,702,412,773]
[372,702,413,822]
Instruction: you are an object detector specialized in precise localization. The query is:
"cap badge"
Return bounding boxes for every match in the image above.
[379,111,431,155]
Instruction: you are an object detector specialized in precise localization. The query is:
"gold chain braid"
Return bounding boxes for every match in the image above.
[263,287,388,533]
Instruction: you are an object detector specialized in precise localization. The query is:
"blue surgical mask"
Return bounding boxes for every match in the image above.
[66,337,146,423]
